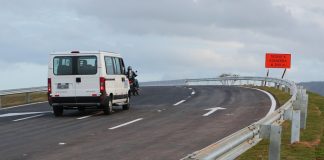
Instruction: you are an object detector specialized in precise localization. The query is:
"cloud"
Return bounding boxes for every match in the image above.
[0,0,324,89]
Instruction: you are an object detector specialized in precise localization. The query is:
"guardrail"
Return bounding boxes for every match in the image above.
[0,86,47,108]
[180,77,308,160]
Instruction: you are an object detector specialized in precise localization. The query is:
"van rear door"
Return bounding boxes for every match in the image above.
[52,56,76,99]
[74,56,100,100]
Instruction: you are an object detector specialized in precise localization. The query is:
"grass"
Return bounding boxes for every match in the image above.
[237,87,324,160]
[0,92,47,108]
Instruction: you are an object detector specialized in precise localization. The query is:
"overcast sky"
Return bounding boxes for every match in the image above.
[0,0,324,90]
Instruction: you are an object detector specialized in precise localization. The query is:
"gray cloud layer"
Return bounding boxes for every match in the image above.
[0,0,323,89]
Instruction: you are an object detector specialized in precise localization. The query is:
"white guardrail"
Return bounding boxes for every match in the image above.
[0,86,47,108]
[0,77,308,160]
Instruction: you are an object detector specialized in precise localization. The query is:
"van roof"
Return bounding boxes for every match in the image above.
[50,51,122,57]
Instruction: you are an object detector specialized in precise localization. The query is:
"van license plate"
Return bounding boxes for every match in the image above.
[57,83,69,89]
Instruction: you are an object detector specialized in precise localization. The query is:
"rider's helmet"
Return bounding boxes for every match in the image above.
[128,66,132,70]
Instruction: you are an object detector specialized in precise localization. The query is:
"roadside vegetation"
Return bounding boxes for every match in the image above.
[238,87,324,160]
[0,92,47,107]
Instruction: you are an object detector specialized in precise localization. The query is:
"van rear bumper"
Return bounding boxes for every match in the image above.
[49,96,108,107]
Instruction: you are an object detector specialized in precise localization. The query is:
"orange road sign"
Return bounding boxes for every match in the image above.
[265,53,291,68]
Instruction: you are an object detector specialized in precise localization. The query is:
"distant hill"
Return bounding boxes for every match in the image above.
[299,82,324,96]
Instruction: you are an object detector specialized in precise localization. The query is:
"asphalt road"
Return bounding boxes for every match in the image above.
[0,86,274,160]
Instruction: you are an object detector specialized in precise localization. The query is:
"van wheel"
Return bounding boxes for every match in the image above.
[122,97,130,110]
[103,98,113,115]
[53,105,63,117]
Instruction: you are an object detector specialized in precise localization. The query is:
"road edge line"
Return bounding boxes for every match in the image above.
[12,114,44,122]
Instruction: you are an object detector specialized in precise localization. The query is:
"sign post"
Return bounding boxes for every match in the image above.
[264,69,270,86]
[282,68,287,79]
[265,53,291,85]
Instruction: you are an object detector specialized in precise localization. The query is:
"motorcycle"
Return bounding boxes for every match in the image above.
[129,79,139,96]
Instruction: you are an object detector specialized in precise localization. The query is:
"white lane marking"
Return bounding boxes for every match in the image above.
[13,114,44,122]
[77,115,92,120]
[58,142,66,146]
[189,88,192,90]
[0,111,52,118]
[253,88,276,116]
[203,107,226,117]
[0,101,48,110]
[109,118,143,130]
[76,112,102,120]
[173,100,186,106]
[191,91,196,95]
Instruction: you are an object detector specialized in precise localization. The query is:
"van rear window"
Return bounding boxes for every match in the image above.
[53,56,97,75]
[53,57,73,75]
[77,56,97,75]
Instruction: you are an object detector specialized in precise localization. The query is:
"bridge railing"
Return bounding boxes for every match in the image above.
[0,86,47,108]
[181,77,308,160]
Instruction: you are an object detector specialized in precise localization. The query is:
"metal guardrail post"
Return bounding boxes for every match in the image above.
[283,101,301,144]
[0,95,2,108]
[269,125,282,160]
[25,92,30,104]
[300,89,308,129]
[290,87,294,96]
[284,86,289,93]
[274,83,277,88]
[260,124,282,160]
[290,88,302,143]
[291,110,301,143]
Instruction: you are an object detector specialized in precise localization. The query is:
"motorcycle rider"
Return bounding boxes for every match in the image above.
[127,66,137,81]
[126,66,139,95]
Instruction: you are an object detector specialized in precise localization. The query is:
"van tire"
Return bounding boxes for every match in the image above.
[103,98,113,115]
[122,97,130,110]
[53,105,63,117]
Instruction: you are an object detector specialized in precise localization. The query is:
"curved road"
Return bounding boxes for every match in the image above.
[0,86,274,160]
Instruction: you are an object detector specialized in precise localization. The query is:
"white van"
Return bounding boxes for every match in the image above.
[48,51,130,116]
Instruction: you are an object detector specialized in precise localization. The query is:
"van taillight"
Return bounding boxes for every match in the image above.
[48,78,52,94]
[100,77,106,94]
